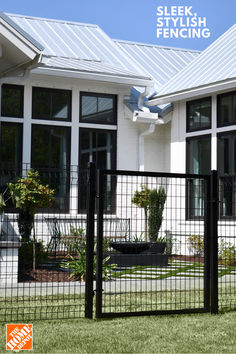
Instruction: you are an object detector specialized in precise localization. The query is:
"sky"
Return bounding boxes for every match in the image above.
[1,0,236,51]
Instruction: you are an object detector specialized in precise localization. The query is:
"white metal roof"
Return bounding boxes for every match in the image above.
[150,24,236,103]
[114,39,200,91]
[8,13,152,85]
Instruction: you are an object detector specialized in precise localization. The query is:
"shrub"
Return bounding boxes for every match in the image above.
[188,235,204,256]
[60,239,117,281]
[148,187,167,242]
[218,239,236,266]
[19,239,47,270]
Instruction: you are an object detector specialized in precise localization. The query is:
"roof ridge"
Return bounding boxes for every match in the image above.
[7,12,99,28]
[113,38,201,53]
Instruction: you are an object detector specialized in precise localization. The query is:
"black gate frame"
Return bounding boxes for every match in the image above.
[84,164,219,319]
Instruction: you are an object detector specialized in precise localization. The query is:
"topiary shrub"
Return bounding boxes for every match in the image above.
[148,187,167,242]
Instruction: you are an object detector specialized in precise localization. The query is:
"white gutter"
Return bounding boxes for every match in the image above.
[32,67,154,87]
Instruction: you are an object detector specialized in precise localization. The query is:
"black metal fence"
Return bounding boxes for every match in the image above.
[0,163,235,321]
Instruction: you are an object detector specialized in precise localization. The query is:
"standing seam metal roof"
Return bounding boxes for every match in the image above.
[153,24,236,98]
[114,39,200,91]
[0,11,43,50]
[8,13,152,81]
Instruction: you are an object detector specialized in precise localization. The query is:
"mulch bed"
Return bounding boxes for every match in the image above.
[18,268,78,283]
[170,255,205,263]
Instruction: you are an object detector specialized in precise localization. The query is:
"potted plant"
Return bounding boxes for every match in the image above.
[131,185,167,254]
[8,169,54,270]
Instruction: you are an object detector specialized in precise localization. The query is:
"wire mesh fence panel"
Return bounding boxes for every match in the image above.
[0,164,86,321]
[218,176,236,311]
[96,170,210,317]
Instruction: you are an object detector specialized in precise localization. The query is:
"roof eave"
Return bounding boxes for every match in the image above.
[147,78,236,105]
[32,67,154,87]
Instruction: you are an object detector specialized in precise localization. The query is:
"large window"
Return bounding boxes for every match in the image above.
[32,87,71,121]
[218,131,236,217]
[0,122,23,209]
[79,128,116,211]
[186,97,211,132]
[31,125,71,211]
[217,91,236,127]
[1,84,24,118]
[186,135,211,218]
[80,92,117,124]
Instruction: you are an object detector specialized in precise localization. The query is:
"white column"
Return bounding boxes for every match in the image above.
[70,87,79,215]
[211,94,217,170]
[22,84,32,169]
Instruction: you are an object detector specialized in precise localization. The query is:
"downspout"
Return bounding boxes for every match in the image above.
[137,87,164,171]
[139,123,156,171]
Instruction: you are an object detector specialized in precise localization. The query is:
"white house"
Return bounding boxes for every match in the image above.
[0,11,235,269]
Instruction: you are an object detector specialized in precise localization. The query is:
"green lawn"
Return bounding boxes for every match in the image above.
[0,312,236,353]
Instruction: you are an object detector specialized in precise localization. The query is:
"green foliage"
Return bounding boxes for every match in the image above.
[19,239,47,270]
[131,185,151,211]
[132,185,167,242]
[188,235,204,256]
[133,233,144,242]
[60,240,117,281]
[218,239,236,266]
[61,226,86,254]
[8,169,55,215]
[148,187,167,242]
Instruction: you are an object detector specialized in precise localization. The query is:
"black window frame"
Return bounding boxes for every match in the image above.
[186,97,212,133]
[32,87,72,122]
[217,130,236,219]
[0,122,23,212]
[31,124,71,213]
[217,91,236,128]
[186,134,211,220]
[78,127,117,213]
[1,84,24,118]
[80,92,117,125]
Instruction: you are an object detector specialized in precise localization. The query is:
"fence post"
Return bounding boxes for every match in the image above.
[85,162,96,319]
[210,170,218,314]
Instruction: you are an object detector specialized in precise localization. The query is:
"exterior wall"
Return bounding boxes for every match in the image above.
[168,89,236,254]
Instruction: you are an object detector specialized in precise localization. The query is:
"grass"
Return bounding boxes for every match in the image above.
[0,311,236,353]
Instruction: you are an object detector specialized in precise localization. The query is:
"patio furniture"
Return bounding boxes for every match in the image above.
[44,217,130,254]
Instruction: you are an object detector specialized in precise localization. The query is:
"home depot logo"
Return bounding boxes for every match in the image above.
[6,324,33,350]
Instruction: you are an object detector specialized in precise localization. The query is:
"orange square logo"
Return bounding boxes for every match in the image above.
[6,324,33,351]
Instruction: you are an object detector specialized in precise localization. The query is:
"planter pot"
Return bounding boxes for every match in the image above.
[148,242,166,254]
[110,242,150,254]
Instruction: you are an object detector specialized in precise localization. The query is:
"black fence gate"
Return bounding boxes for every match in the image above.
[93,168,214,318]
[0,163,235,321]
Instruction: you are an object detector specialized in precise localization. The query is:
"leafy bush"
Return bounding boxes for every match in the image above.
[60,240,117,281]
[218,239,236,266]
[19,239,47,270]
[187,235,204,256]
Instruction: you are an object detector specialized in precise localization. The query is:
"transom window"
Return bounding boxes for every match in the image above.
[186,97,211,132]
[1,84,24,118]
[217,91,236,127]
[80,92,117,124]
[32,87,71,121]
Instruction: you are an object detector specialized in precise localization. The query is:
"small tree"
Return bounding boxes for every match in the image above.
[132,185,166,242]
[132,185,151,241]
[8,169,54,270]
[148,187,167,242]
